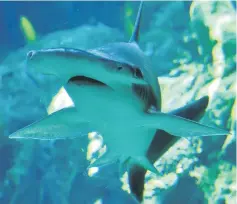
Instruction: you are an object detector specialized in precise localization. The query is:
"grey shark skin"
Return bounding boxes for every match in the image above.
[9,1,230,203]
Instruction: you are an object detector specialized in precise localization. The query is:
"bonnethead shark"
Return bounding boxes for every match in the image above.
[9,2,230,202]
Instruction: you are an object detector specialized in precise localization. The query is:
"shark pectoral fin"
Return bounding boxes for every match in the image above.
[130,156,158,175]
[9,107,92,140]
[142,112,229,137]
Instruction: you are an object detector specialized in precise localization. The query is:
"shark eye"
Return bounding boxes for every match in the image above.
[117,66,123,71]
[134,68,143,79]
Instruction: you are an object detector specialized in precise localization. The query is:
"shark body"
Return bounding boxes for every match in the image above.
[9,2,229,202]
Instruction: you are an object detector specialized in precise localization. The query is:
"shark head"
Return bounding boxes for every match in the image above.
[26,2,161,110]
[26,43,147,88]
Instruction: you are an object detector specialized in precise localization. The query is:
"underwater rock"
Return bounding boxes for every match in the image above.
[141,1,192,76]
[140,1,236,203]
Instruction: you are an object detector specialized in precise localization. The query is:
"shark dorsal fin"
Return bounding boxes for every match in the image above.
[129,1,143,43]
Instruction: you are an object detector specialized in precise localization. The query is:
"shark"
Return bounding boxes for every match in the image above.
[9,2,229,202]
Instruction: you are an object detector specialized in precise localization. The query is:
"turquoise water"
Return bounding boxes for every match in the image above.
[0,1,236,204]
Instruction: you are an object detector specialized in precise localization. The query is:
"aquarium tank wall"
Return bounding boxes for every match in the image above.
[0,1,236,204]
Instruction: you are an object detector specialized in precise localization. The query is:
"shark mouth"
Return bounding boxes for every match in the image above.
[68,76,108,87]
[68,76,156,113]
[68,76,155,112]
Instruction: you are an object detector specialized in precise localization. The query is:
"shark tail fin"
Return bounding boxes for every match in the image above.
[129,1,143,43]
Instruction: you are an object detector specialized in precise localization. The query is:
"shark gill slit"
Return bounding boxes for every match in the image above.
[132,84,158,111]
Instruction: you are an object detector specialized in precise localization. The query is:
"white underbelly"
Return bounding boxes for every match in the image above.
[65,84,155,157]
[104,127,156,157]
[65,84,143,124]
